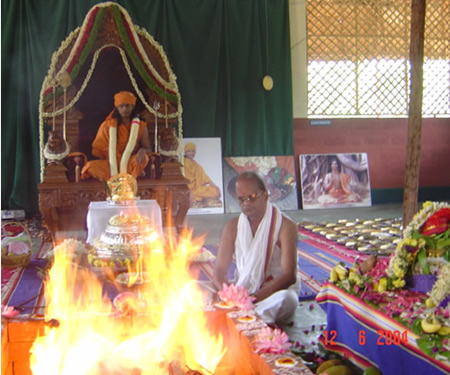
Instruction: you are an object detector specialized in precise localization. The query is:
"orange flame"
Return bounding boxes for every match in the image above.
[30,226,225,374]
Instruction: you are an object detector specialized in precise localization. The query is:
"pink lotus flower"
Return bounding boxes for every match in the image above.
[218,283,255,310]
[254,327,292,354]
[1,305,20,318]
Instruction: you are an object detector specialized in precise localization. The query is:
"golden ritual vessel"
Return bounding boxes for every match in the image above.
[88,174,156,273]
[107,173,138,203]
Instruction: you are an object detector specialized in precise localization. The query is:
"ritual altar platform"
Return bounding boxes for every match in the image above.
[316,282,450,375]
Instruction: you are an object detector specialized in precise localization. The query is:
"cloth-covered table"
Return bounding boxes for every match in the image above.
[86,200,163,244]
[316,282,450,375]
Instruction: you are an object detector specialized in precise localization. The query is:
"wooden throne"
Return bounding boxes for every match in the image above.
[38,3,189,240]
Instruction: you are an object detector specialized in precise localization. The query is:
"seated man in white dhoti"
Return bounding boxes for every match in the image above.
[213,172,300,324]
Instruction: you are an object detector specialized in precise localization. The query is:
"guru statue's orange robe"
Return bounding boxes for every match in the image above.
[184,157,220,202]
[81,117,149,181]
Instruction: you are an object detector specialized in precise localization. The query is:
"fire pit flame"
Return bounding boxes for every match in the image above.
[30,227,226,375]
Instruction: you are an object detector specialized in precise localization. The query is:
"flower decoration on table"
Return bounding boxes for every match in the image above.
[327,203,449,304]
[328,255,405,297]
[217,283,255,310]
[329,263,350,283]
[411,308,450,363]
[386,201,449,297]
[327,260,427,318]
[327,261,450,362]
[254,326,292,354]
[427,264,450,308]
[324,203,450,362]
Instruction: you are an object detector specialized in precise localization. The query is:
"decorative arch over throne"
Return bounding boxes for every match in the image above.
[38,2,189,241]
[39,1,183,181]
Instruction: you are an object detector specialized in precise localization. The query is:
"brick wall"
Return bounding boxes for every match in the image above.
[293,118,450,189]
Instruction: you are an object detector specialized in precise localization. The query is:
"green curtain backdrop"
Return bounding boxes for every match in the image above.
[1,0,293,214]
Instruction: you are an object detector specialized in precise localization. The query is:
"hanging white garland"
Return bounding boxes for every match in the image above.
[108,126,118,176]
[108,117,141,177]
[120,118,140,174]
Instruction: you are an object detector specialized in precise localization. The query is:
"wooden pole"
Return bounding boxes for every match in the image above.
[403,0,426,226]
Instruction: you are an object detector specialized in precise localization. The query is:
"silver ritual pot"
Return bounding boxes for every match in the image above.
[92,218,154,271]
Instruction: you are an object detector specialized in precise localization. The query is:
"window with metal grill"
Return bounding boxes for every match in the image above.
[306,0,449,117]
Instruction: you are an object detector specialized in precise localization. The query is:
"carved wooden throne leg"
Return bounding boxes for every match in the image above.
[39,191,60,244]
[168,185,190,232]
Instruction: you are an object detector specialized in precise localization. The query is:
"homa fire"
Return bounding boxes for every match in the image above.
[30,224,226,375]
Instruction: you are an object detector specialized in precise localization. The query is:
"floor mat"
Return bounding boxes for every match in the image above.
[1,238,49,317]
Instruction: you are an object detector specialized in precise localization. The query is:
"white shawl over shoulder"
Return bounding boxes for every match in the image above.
[235,201,282,294]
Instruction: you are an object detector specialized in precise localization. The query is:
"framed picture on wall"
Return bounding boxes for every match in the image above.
[223,156,298,213]
[183,138,224,215]
[299,153,372,209]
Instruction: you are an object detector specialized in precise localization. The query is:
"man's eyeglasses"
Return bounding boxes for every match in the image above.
[237,191,264,204]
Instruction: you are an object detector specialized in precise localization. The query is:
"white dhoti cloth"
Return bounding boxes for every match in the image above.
[254,289,299,324]
[234,202,300,323]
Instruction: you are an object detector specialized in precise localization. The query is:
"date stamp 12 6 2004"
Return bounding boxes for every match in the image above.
[323,329,408,346]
